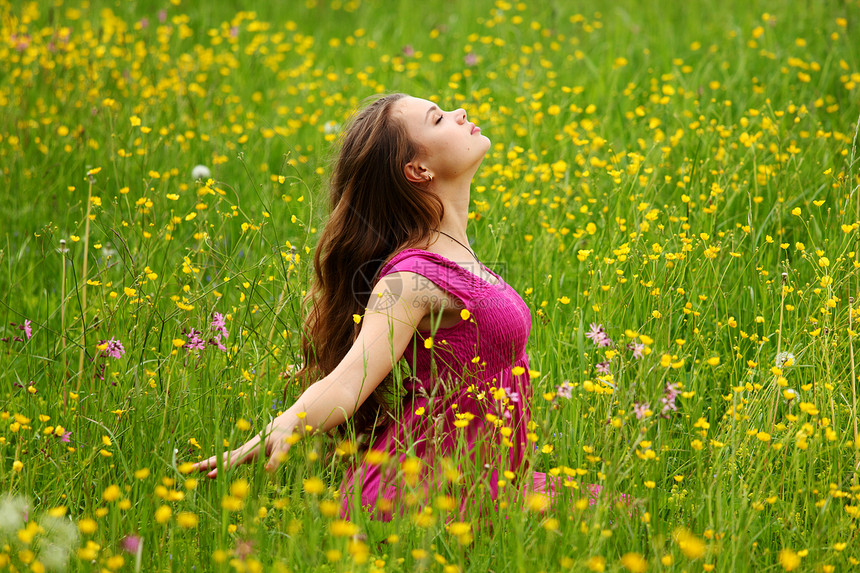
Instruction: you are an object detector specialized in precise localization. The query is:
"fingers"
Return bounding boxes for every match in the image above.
[264,438,290,473]
[192,423,295,477]
[196,435,264,478]
[192,455,219,472]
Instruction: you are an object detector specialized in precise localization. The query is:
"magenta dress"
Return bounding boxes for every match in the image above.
[339,249,606,520]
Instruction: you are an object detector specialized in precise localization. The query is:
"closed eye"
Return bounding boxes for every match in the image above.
[435,115,443,124]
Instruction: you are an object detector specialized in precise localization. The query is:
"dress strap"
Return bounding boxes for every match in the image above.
[378,249,482,303]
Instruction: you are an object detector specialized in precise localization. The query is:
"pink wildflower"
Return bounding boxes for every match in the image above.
[210,313,229,352]
[99,338,125,360]
[585,322,613,347]
[556,382,573,399]
[595,361,611,374]
[628,341,645,359]
[211,312,229,338]
[22,320,32,340]
[122,535,142,554]
[585,322,605,344]
[185,329,206,352]
[660,382,679,415]
[633,402,650,420]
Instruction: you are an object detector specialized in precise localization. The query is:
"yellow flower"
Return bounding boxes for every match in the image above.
[778,548,801,571]
[673,528,706,559]
[230,479,249,499]
[154,505,172,524]
[424,337,433,349]
[586,556,606,572]
[526,493,549,512]
[352,314,361,324]
[460,309,471,320]
[102,484,121,502]
[620,552,647,573]
[78,518,97,534]
[707,356,720,366]
[329,520,358,537]
[176,512,198,529]
[303,477,325,495]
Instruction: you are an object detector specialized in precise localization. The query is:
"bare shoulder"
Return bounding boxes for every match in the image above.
[366,270,444,315]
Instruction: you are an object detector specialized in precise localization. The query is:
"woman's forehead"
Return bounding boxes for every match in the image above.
[395,96,435,119]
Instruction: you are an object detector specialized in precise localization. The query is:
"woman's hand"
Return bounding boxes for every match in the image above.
[192,413,298,478]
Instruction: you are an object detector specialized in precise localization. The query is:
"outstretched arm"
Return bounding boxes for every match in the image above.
[192,271,431,477]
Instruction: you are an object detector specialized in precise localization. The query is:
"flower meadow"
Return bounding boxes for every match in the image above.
[2,0,860,570]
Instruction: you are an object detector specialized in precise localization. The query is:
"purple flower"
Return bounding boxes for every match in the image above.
[157,9,167,23]
[211,312,229,339]
[60,431,72,443]
[22,320,32,340]
[122,535,142,554]
[556,382,572,399]
[464,53,477,66]
[633,402,650,420]
[99,338,125,360]
[595,361,611,374]
[508,391,520,404]
[185,329,206,352]
[628,341,645,359]
[661,382,679,415]
[585,322,613,347]
[402,45,415,57]
[585,323,604,344]
[210,313,229,352]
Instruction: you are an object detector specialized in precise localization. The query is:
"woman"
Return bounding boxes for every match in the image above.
[193,93,609,519]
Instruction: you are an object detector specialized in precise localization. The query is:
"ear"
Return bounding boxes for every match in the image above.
[404,161,433,184]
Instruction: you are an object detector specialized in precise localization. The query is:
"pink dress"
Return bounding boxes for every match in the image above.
[339,248,608,520]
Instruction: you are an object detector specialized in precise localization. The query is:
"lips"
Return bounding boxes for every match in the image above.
[469,123,481,135]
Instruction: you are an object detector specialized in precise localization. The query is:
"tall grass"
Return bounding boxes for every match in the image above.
[0,0,859,570]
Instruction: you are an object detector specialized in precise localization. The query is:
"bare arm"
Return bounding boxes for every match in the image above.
[193,271,433,476]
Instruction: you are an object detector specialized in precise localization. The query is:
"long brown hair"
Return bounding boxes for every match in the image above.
[293,93,444,437]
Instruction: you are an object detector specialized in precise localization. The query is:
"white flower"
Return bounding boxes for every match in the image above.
[323,121,340,135]
[775,351,795,368]
[191,164,211,180]
[100,244,118,258]
[0,494,28,532]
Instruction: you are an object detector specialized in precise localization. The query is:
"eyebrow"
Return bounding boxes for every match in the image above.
[424,105,439,124]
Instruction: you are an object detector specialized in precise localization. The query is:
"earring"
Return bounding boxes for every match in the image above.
[427,174,434,182]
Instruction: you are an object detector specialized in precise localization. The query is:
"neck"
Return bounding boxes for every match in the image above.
[430,178,472,243]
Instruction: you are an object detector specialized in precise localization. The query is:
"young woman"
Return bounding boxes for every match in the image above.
[192,93,614,519]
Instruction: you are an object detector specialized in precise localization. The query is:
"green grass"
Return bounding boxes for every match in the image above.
[1,0,860,570]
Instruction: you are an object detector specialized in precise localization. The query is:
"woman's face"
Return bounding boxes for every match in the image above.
[394,96,491,183]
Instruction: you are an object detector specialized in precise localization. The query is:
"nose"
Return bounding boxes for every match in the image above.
[455,108,467,124]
